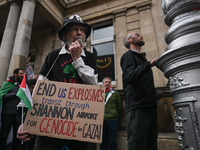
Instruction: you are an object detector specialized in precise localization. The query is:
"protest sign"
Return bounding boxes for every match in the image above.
[24,80,105,143]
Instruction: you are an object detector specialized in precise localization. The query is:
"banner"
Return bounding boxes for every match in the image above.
[24,80,105,143]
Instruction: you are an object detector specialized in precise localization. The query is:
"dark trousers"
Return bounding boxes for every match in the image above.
[36,136,96,150]
[126,108,158,150]
[16,107,36,150]
[100,120,117,150]
[19,135,36,150]
[0,114,20,150]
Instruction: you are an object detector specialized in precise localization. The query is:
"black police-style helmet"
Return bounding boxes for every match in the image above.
[58,15,91,41]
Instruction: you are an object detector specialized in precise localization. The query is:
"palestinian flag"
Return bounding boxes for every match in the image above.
[17,74,33,110]
[0,79,15,105]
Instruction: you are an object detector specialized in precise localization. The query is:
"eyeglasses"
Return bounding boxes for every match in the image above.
[134,33,140,37]
[129,33,140,39]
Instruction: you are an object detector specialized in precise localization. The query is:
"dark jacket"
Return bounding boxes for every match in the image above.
[39,48,98,83]
[1,76,21,115]
[120,50,157,113]
[37,47,98,150]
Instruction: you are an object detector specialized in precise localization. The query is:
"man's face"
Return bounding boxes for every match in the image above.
[14,70,24,82]
[103,78,111,90]
[130,33,145,47]
[30,85,35,94]
[63,24,86,47]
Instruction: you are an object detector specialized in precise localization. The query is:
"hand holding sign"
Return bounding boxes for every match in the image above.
[17,124,33,142]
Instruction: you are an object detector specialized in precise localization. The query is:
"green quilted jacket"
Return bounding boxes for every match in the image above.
[104,89,122,121]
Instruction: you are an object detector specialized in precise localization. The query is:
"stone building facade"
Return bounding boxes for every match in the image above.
[0,0,179,149]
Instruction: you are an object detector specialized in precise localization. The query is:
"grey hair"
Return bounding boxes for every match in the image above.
[102,77,112,83]
[123,33,132,49]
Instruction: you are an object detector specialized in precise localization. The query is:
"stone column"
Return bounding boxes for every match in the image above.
[8,0,36,76]
[113,8,127,90]
[136,1,163,87]
[0,1,21,85]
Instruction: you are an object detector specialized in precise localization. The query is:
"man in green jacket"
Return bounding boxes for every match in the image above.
[100,77,122,150]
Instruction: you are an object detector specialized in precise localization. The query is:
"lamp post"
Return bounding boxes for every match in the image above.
[156,0,200,149]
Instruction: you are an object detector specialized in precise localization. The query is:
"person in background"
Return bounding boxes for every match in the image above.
[26,56,34,80]
[26,66,34,80]
[16,79,37,150]
[120,32,158,150]
[0,68,24,150]
[100,77,122,150]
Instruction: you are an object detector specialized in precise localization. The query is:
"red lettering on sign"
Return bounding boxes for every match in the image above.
[45,118,52,133]
[68,87,73,99]
[99,90,104,102]
[67,87,104,103]
[40,118,47,133]
[80,89,84,100]
[39,118,78,137]
[73,88,79,99]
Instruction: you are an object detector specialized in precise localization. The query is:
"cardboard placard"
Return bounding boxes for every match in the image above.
[24,80,105,143]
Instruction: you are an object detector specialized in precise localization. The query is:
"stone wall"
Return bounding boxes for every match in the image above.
[26,0,170,90]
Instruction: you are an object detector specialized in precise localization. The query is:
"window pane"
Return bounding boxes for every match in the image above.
[93,42,115,81]
[93,42,114,56]
[93,26,114,40]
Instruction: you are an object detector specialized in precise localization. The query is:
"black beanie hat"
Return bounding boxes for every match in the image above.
[58,15,91,41]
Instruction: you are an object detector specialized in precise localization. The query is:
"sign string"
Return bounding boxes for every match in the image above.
[42,54,60,84]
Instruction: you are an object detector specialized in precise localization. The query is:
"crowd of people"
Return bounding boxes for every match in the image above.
[0,68,37,150]
[0,14,161,150]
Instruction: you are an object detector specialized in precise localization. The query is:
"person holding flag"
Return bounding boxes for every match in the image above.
[16,77,36,150]
[0,68,24,150]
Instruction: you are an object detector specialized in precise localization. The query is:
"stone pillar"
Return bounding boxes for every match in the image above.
[136,1,163,87]
[0,1,21,85]
[113,8,127,90]
[157,0,200,149]
[8,0,36,76]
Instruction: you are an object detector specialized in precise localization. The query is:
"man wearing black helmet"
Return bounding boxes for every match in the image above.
[17,15,98,150]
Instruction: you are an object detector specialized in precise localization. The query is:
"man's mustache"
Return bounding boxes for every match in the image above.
[74,35,84,40]
[74,35,84,47]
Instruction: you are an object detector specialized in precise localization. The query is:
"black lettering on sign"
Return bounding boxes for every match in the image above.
[82,123,102,140]
[36,83,56,96]
[26,120,37,127]
[76,112,98,120]
[30,103,75,120]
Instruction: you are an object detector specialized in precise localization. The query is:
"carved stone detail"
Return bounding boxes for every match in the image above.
[175,108,188,149]
[169,73,189,90]
[191,106,200,149]
[59,0,90,8]
[135,1,151,12]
